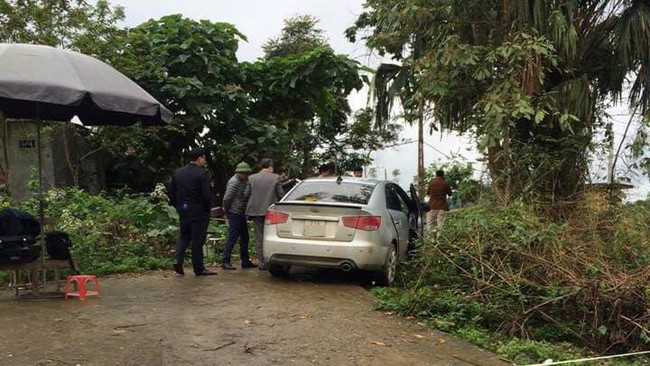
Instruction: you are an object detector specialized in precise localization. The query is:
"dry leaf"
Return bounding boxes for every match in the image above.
[417,322,426,327]
[244,320,252,325]
[437,339,446,345]
[413,334,426,339]
[406,316,415,320]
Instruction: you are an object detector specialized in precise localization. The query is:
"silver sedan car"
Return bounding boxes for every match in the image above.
[263,177,423,285]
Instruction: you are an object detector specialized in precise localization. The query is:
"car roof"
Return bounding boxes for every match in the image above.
[300,176,383,185]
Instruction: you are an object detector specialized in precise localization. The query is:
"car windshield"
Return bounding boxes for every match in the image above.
[284,181,375,205]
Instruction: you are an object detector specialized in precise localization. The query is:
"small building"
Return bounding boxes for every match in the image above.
[0,118,103,202]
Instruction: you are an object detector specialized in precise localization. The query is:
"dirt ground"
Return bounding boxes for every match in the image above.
[0,266,512,366]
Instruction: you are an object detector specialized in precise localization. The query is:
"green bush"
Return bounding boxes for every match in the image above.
[2,187,179,276]
[375,200,650,364]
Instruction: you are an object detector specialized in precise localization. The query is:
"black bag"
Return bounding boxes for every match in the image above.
[0,208,40,237]
[0,235,40,264]
[45,231,72,259]
[45,231,79,274]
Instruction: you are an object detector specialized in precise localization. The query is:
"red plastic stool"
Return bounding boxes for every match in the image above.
[65,275,100,300]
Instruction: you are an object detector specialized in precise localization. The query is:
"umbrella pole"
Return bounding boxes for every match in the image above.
[36,103,45,292]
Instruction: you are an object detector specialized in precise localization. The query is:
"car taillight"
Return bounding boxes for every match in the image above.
[265,210,289,225]
[342,216,381,231]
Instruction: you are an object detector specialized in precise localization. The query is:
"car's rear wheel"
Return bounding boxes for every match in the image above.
[376,245,397,286]
[268,264,291,277]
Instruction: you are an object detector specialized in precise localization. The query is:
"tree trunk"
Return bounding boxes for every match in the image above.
[417,97,425,198]
[61,122,80,186]
[0,112,9,195]
[503,122,512,204]
[302,144,312,177]
[208,159,229,208]
[299,121,313,177]
[486,145,506,201]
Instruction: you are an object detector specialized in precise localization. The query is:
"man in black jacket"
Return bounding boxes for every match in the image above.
[168,148,216,276]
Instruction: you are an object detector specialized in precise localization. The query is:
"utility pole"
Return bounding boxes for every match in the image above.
[417,97,425,198]
[606,136,614,184]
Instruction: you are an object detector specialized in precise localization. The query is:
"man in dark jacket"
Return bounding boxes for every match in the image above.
[168,148,216,276]
[277,167,300,194]
[221,162,256,270]
[317,163,335,178]
[244,158,284,270]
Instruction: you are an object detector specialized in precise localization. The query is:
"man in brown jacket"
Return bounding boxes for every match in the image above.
[427,170,452,228]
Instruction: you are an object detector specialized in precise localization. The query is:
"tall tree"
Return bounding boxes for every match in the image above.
[89,15,258,194]
[257,15,398,176]
[348,0,650,203]
[262,15,327,59]
[254,15,363,175]
[243,46,364,175]
[320,108,401,173]
[0,0,124,47]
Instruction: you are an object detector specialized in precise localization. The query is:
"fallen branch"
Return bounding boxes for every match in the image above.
[621,315,650,336]
[114,323,147,329]
[452,355,482,366]
[203,341,236,352]
[523,291,578,315]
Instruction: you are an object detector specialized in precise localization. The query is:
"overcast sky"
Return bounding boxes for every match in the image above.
[108,0,647,201]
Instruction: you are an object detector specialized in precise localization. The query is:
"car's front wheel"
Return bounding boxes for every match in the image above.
[376,245,397,286]
[268,264,291,277]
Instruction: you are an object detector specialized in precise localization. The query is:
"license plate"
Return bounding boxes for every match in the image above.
[303,220,326,237]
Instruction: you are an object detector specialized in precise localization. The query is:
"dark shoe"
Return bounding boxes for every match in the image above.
[221,262,237,270]
[258,264,267,271]
[173,263,185,276]
[241,261,257,269]
[195,269,218,276]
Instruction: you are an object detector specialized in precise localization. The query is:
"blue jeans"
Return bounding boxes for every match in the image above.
[222,212,250,264]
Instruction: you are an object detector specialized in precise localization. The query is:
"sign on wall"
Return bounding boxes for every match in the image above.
[18,139,36,149]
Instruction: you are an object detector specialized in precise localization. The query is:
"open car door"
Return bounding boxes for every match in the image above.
[409,184,424,239]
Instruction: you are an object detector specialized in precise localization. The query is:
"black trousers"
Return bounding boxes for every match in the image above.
[174,216,209,274]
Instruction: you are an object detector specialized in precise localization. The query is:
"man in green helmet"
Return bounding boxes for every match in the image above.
[221,162,256,270]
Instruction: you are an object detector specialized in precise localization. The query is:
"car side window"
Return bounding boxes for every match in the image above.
[395,187,411,215]
[385,185,404,212]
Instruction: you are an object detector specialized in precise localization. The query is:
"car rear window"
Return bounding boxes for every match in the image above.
[283,181,375,204]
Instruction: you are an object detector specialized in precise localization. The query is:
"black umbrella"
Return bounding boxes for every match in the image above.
[0,43,172,283]
[0,43,172,124]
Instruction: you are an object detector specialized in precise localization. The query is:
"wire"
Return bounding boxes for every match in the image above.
[382,138,460,159]
[524,350,650,366]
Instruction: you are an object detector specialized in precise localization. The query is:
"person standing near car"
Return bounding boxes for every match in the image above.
[245,158,284,270]
[221,162,257,270]
[167,148,217,276]
[317,163,335,178]
[277,167,301,195]
[427,169,452,228]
